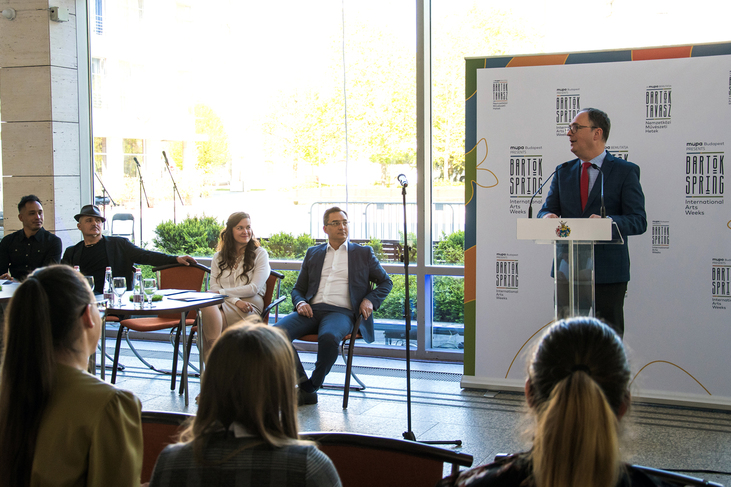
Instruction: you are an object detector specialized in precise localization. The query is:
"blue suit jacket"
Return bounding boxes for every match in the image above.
[290,242,393,343]
[537,152,647,283]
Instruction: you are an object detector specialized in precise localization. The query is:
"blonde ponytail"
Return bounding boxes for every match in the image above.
[532,371,620,487]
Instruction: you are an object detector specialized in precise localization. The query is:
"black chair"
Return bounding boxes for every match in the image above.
[300,432,473,486]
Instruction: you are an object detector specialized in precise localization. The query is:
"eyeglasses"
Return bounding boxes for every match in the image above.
[567,123,596,134]
[326,220,349,227]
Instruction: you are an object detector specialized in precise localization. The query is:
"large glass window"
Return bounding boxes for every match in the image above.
[88,0,730,361]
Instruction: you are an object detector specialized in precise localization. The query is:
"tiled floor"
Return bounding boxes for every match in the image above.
[108,339,731,485]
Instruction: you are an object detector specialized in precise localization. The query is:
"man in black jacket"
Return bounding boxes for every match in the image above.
[0,195,62,281]
[62,205,196,294]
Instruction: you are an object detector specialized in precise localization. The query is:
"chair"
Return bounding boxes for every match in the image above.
[300,432,473,486]
[298,314,365,409]
[111,263,211,396]
[179,269,287,386]
[111,212,135,242]
[630,465,724,487]
[297,279,376,409]
[141,411,194,483]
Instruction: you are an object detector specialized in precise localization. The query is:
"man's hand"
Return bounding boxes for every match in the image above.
[235,300,255,313]
[359,298,373,320]
[177,255,197,266]
[542,213,558,219]
[0,273,11,280]
[296,302,313,318]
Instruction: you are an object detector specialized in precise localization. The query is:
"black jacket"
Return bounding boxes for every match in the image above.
[62,236,178,290]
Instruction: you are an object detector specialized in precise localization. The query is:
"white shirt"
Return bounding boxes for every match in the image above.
[309,242,351,310]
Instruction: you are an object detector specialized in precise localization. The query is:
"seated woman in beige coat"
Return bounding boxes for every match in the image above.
[199,211,270,362]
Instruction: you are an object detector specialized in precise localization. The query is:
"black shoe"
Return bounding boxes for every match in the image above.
[298,389,318,406]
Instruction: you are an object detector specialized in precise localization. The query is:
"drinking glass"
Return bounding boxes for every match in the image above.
[142,278,157,308]
[112,277,126,307]
[84,276,94,292]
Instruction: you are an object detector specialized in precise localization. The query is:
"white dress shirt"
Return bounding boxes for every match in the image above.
[309,242,352,310]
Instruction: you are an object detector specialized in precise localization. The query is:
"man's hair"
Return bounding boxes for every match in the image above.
[580,108,611,142]
[323,206,348,226]
[18,195,41,213]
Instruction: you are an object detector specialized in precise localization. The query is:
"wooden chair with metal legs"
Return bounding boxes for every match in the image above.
[300,432,473,486]
[141,411,194,484]
[298,313,365,409]
[111,263,210,394]
[179,269,287,391]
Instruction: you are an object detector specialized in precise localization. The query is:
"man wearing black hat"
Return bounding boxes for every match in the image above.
[0,195,62,281]
[62,205,196,294]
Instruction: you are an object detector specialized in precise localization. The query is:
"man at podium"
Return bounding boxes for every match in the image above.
[538,108,646,337]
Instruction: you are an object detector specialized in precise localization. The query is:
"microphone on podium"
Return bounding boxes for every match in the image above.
[591,163,606,218]
[527,162,567,218]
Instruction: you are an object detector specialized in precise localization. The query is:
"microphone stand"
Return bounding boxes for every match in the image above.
[162,151,185,224]
[94,173,117,230]
[133,157,151,247]
[397,175,461,447]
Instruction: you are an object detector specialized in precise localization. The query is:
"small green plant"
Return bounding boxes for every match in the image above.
[365,237,386,261]
[434,230,465,264]
[153,215,223,256]
[261,232,315,260]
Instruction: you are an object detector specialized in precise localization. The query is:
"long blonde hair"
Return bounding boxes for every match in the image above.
[181,318,300,454]
[528,317,630,487]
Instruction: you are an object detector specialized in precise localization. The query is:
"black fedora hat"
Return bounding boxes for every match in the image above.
[74,204,106,222]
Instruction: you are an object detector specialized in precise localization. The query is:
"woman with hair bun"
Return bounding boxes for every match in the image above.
[439,317,673,487]
[0,265,142,486]
[199,212,270,361]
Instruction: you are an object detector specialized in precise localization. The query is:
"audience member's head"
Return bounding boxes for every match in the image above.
[0,265,99,485]
[17,194,45,235]
[526,316,630,487]
[184,317,300,448]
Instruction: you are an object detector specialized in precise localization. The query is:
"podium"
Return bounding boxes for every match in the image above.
[517,218,612,321]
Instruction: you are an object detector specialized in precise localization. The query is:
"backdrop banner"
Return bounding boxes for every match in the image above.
[463,43,731,408]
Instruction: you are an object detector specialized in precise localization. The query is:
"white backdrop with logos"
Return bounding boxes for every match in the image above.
[464,54,731,408]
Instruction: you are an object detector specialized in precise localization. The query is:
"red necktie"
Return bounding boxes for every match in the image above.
[580,162,592,211]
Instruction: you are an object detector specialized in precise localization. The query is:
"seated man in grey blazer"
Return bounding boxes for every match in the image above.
[274,207,392,405]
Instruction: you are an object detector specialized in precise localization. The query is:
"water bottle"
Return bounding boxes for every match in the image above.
[103,267,113,303]
[133,268,143,308]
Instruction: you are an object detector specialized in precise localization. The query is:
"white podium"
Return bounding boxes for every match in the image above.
[517,218,612,321]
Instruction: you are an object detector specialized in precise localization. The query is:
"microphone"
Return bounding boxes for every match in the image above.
[527,162,567,218]
[397,174,408,187]
[162,151,170,168]
[133,156,141,168]
[591,163,606,218]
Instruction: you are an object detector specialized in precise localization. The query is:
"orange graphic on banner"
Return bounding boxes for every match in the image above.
[506,54,569,67]
[632,46,692,61]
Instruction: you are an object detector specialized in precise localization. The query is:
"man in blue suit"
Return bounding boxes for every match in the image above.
[275,207,392,404]
[538,108,646,337]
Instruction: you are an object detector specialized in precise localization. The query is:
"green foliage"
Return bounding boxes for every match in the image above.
[434,230,465,264]
[261,232,315,260]
[399,231,418,261]
[153,215,223,256]
[374,275,417,321]
[365,237,386,261]
[433,276,464,323]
